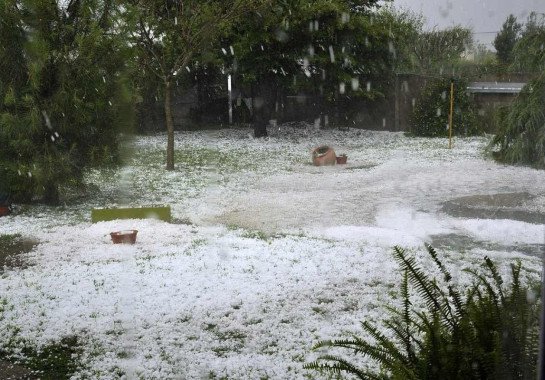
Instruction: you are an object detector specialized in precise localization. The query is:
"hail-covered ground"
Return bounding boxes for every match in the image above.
[1,124,544,379]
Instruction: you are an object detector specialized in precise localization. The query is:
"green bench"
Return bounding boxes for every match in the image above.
[91,206,171,223]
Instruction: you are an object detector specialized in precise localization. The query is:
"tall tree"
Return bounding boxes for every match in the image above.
[491,72,545,168]
[412,26,473,72]
[221,0,399,134]
[127,0,264,170]
[371,6,422,72]
[511,12,545,73]
[0,0,132,204]
[491,13,545,168]
[494,14,522,65]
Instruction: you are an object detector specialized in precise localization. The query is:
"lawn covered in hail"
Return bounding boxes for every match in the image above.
[1,124,544,379]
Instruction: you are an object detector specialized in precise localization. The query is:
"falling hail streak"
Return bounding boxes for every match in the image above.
[41,110,53,130]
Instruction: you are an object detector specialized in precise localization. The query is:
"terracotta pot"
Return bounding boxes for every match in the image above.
[110,230,138,244]
[336,155,347,165]
[312,146,336,166]
[0,206,10,217]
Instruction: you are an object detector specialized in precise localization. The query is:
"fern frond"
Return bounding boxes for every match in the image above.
[306,245,540,380]
[425,243,451,282]
[359,322,410,364]
[401,268,412,335]
[313,336,397,367]
[484,256,505,303]
[465,268,502,315]
[393,246,455,328]
[383,318,420,364]
[425,243,466,320]
[304,355,379,379]
[386,308,426,353]
[509,260,523,304]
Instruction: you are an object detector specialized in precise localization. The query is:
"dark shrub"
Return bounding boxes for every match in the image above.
[410,78,480,137]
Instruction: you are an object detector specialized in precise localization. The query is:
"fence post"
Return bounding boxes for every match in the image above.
[538,229,545,380]
[394,73,400,132]
[228,75,233,125]
[448,78,454,149]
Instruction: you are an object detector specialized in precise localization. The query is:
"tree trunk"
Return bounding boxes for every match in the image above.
[253,120,268,138]
[252,78,278,138]
[164,80,175,170]
[43,182,60,205]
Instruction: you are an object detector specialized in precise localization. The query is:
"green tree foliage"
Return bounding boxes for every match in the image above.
[358,7,472,75]
[410,78,479,137]
[494,14,522,65]
[511,12,545,73]
[411,26,473,73]
[126,0,263,170]
[491,13,545,168]
[491,72,545,168]
[372,6,422,72]
[221,0,407,133]
[305,245,540,379]
[471,43,498,66]
[0,0,132,204]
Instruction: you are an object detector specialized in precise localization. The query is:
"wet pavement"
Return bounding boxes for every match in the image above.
[442,192,545,224]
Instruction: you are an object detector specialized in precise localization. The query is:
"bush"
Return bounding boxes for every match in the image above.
[305,245,540,379]
[410,78,480,137]
[490,72,545,168]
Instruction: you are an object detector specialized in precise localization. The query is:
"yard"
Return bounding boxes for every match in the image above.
[1,124,544,379]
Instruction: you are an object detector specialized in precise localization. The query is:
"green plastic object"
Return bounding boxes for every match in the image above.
[91,206,171,223]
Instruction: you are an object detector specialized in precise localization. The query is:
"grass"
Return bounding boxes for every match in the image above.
[132,146,258,175]
[241,229,269,241]
[0,336,82,379]
[0,234,23,254]
[83,145,271,209]
[0,130,538,378]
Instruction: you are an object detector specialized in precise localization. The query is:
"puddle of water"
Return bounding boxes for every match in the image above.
[0,234,38,271]
[430,233,544,258]
[442,192,545,224]
[343,164,379,171]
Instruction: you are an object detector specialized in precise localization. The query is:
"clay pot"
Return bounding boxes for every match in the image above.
[110,230,138,244]
[336,155,347,165]
[312,146,336,166]
[0,206,10,217]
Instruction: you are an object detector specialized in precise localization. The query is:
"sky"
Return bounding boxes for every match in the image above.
[388,0,545,48]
